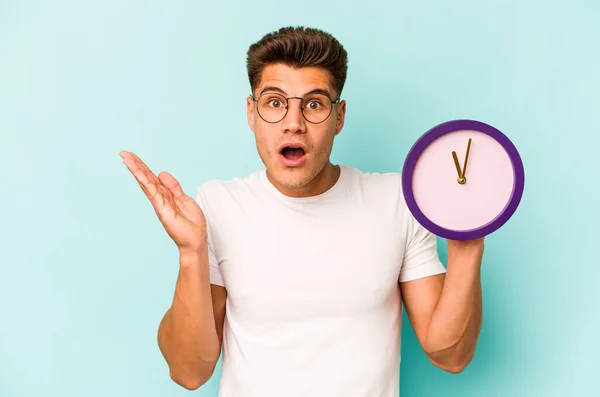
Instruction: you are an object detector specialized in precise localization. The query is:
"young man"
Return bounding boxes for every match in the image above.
[120,26,484,397]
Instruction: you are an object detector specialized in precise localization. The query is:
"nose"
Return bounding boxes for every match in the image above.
[281,98,307,134]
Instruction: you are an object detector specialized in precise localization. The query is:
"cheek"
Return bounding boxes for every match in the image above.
[312,128,336,151]
[254,128,277,153]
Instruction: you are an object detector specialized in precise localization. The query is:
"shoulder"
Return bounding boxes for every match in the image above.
[339,165,414,217]
[343,164,401,181]
[342,165,405,197]
[193,169,264,210]
[344,166,429,236]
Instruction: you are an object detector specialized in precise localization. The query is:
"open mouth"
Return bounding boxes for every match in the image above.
[280,146,306,161]
[278,144,307,166]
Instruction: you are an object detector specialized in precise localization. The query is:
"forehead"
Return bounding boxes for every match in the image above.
[256,64,335,96]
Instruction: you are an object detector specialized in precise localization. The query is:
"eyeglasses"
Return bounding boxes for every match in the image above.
[251,92,341,124]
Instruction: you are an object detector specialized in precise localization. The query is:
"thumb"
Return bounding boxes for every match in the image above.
[158,171,186,200]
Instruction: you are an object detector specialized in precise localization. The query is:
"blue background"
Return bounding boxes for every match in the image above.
[1,0,598,396]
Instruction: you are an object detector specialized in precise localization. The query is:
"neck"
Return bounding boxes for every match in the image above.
[269,162,341,198]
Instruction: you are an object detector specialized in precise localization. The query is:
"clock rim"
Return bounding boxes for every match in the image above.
[401,119,525,240]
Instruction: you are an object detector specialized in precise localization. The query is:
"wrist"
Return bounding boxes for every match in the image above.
[447,238,484,257]
[178,233,208,256]
[178,245,208,268]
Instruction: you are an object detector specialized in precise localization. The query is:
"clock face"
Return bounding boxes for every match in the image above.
[402,120,525,240]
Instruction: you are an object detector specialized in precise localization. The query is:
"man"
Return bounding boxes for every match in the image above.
[120,26,484,397]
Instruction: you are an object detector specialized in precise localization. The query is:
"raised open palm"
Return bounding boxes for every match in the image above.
[120,150,207,252]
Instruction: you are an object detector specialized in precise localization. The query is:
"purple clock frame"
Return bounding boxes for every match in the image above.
[401,119,525,241]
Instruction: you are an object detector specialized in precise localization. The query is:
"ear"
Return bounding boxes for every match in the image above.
[334,100,346,136]
[247,96,256,133]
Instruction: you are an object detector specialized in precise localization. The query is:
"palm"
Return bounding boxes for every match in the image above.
[120,150,206,251]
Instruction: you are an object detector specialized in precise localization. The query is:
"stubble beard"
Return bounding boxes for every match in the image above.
[263,145,330,191]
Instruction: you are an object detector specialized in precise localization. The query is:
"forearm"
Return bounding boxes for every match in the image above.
[158,247,220,387]
[425,248,483,371]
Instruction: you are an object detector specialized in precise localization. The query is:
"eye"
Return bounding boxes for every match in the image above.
[305,100,323,110]
[267,99,284,108]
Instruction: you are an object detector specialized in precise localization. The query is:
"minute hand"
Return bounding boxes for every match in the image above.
[461,138,472,179]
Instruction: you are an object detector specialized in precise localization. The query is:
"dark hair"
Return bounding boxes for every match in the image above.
[246,26,348,98]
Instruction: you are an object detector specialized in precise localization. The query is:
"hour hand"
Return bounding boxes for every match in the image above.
[452,151,465,184]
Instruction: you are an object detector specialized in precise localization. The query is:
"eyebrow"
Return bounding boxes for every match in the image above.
[258,86,334,99]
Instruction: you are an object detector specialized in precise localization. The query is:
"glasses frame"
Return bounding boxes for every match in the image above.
[250,92,342,124]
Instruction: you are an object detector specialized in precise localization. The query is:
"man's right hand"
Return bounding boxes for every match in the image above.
[120,150,207,253]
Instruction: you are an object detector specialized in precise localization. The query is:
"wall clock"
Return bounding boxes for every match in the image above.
[401,119,525,240]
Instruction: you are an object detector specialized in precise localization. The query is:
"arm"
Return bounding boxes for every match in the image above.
[158,247,227,390]
[400,238,484,373]
[119,151,227,389]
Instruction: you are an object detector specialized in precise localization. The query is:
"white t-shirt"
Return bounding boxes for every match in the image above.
[194,165,446,397]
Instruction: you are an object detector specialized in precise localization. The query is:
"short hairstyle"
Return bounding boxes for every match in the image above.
[246,26,348,99]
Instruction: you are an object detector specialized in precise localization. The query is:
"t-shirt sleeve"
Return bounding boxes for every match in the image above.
[195,185,225,287]
[399,214,446,283]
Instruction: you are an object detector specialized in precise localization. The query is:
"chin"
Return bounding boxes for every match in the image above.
[270,165,314,189]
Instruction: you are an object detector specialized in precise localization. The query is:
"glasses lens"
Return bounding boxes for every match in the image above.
[302,94,332,123]
[257,93,287,123]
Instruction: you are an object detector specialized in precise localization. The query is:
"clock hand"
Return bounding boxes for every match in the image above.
[452,151,465,184]
[462,138,472,180]
[452,151,463,177]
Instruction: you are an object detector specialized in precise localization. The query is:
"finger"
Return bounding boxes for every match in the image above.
[140,179,174,217]
[121,151,161,190]
[153,186,178,221]
[127,151,162,185]
[121,151,176,215]
[122,157,150,184]
[122,157,161,200]
[158,171,186,200]
[121,150,161,188]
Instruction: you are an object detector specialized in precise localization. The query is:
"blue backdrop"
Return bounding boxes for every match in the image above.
[1,0,598,396]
